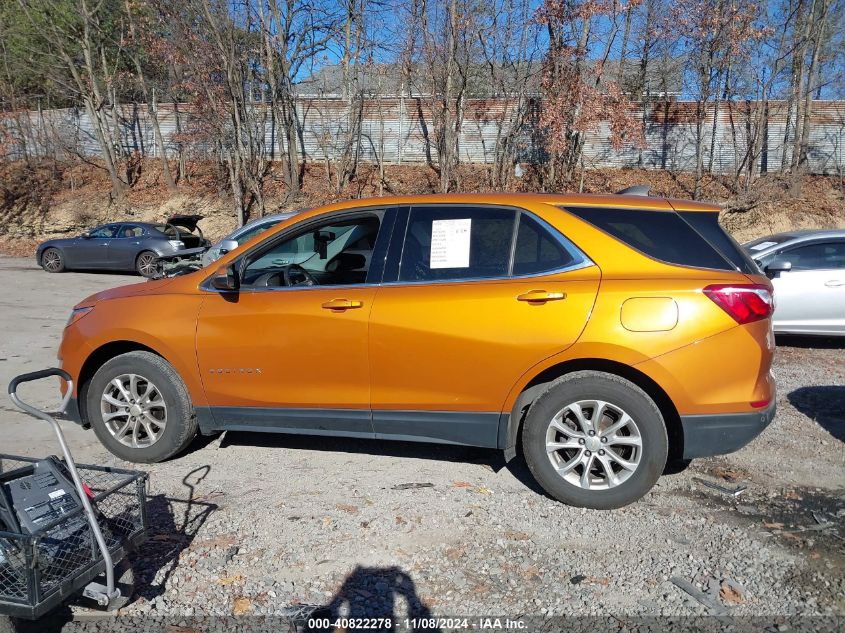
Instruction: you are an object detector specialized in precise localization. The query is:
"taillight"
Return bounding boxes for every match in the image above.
[703,284,773,324]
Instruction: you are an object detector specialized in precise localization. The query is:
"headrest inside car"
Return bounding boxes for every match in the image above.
[327,252,367,272]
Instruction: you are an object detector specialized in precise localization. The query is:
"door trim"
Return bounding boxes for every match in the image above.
[195,406,504,449]
[198,407,374,436]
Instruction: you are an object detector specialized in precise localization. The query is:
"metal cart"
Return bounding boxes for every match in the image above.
[0,369,148,621]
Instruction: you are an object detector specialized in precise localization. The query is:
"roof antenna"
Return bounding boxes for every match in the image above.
[616,185,651,196]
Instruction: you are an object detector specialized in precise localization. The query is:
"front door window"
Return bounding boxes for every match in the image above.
[241,214,382,288]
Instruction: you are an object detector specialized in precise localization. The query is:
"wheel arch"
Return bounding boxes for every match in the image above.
[38,245,64,266]
[502,358,683,464]
[135,248,161,262]
[77,340,165,427]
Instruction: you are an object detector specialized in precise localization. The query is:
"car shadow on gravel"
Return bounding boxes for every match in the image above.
[216,430,558,495]
[303,565,440,632]
[210,432,691,500]
[787,386,845,442]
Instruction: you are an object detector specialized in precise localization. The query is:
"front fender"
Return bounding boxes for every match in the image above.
[61,294,207,406]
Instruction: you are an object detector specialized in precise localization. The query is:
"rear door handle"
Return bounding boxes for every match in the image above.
[517,290,567,303]
[322,298,364,310]
[824,280,844,287]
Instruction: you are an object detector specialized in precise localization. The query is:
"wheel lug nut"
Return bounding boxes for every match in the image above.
[598,449,605,456]
[588,430,596,436]
[585,450,592,456]
[578,438,585,445]
[600,436,608,443]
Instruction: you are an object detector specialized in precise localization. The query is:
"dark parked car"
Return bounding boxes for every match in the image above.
[36,216,210,277]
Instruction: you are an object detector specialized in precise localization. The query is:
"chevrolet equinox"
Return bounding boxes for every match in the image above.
[57,193,776,508]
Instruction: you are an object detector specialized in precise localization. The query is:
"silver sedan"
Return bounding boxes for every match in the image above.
[743,229,845,336]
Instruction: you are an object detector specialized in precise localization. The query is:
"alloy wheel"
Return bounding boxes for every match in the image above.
[42,250,62,272]
[545,399,642,490]
[137,253,156,276]
[100,373,168,448]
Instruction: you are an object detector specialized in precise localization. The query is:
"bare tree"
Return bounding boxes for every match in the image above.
[257,0,339,199]
[17,0,130,199]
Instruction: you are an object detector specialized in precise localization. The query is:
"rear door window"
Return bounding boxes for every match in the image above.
[399,206,516,282]
[117,224,145,238]
[513,214,585,275]
[564,207,732,271]
[89,225,120,238]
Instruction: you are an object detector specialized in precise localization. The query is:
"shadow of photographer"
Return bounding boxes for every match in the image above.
[304,565,441,633]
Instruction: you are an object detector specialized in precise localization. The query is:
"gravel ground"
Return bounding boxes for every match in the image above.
[0,257,842,631]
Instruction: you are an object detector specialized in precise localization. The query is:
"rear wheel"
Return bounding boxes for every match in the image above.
[85,351,197,463]
[522,371,668,509]
[40,248,65,273]
[135,251,157,277]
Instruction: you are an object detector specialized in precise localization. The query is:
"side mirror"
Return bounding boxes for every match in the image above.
[210,264,240,292]
[80,232,92,239]
[765,259,792,274]
[219,239,239,255]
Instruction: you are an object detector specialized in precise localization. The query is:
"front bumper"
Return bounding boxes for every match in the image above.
[681,400,776,459]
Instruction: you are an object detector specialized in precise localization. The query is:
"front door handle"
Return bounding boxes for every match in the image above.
[517,290,567,303]
[824,280,844,287]
[322,298,364,311]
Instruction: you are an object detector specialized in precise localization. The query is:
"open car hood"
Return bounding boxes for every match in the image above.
[166,214,204,231]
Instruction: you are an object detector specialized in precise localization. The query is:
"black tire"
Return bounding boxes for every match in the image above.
[40,247,65,273]
[85,351,197,463]
[135,250,158,277]
[522,371,668,509]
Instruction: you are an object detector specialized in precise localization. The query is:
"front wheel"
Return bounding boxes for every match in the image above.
[40,248,65,273]
[522,371,668,509]
[135,251,158,277]
[85,351,197,463]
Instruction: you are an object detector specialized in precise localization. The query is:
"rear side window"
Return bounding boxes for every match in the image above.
[399,206,516,281]
[513,214,582,275]
[564,207,731,271]
[679,212,758,274]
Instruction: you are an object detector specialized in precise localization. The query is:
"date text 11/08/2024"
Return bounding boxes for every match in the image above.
[306,617,527,629]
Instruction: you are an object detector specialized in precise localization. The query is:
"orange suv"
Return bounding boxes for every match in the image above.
[57,192,776,508]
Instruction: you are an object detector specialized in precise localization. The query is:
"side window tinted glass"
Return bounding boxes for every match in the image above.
[89,225,119,238]
[565,207,731,270]
[241,214,381,287]
[782,242,845,270]
[399,206,516,281]
[514,214,584,275]
[119,225,144,238]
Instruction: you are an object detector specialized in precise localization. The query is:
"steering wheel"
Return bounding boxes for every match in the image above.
[282,264,317,287]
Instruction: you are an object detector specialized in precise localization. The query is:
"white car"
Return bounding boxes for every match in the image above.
[743,230,845,336]
[201,212,298,265]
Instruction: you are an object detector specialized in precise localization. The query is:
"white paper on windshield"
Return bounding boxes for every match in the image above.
[750,241,777,251]
[430,219,471,268]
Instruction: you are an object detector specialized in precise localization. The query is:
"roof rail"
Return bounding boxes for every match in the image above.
[615,185,651,196]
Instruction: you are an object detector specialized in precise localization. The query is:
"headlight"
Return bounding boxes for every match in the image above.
[66,306,93,328]
[168,240,185,249]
